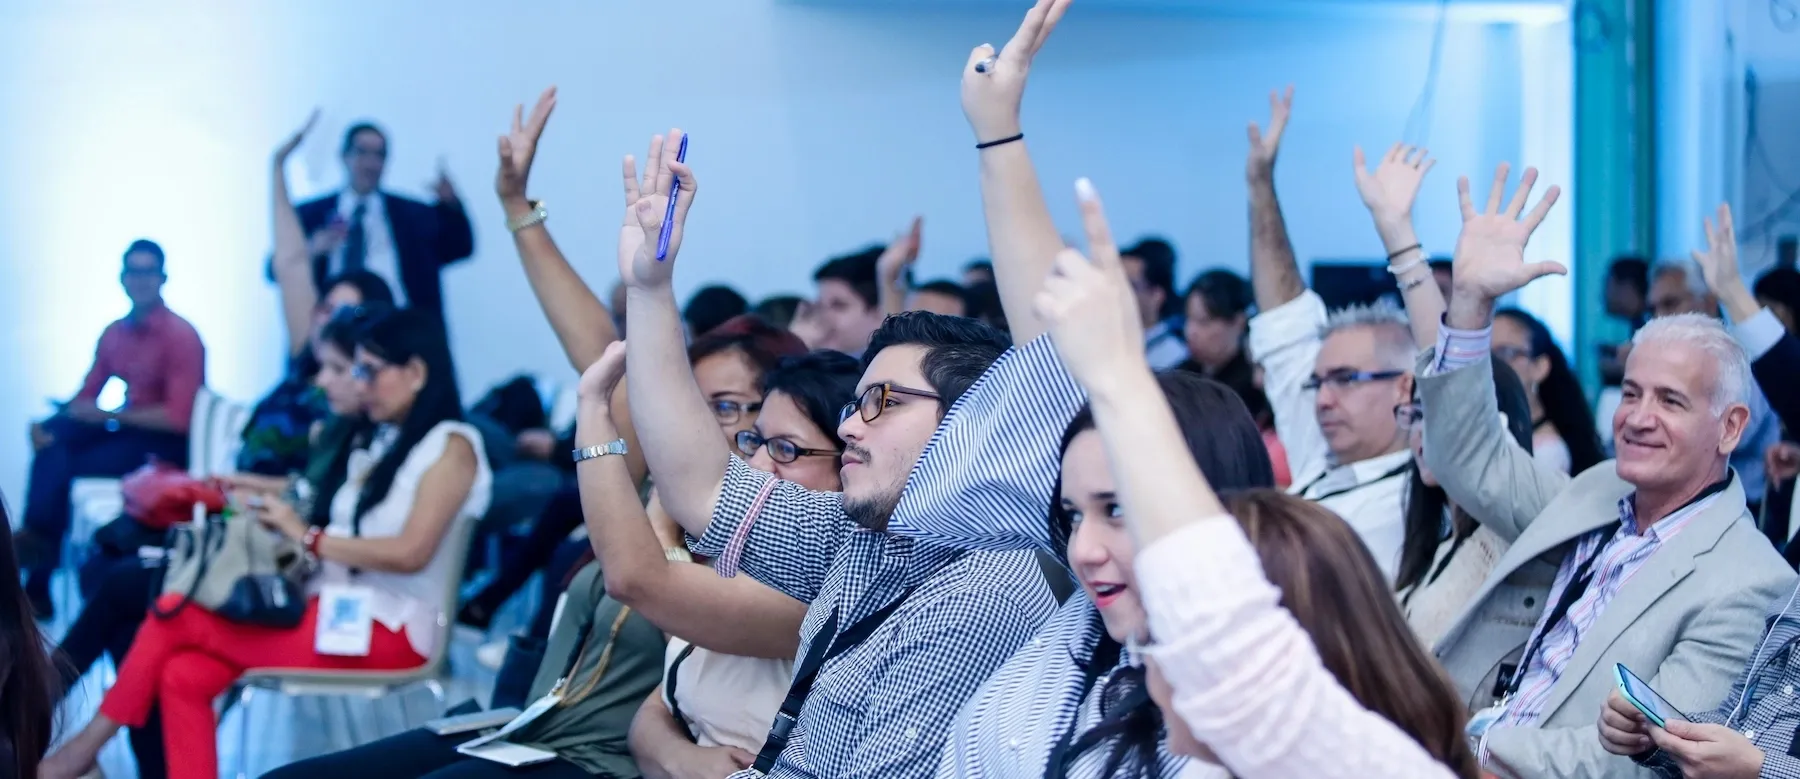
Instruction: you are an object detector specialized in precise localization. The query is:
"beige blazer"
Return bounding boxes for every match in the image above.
[1417,351,1794,778]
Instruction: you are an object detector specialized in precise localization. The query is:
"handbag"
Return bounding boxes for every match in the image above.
[154,512,311,628]
[121,462,228,531]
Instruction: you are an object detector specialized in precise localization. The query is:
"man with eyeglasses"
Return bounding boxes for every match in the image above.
[1242,90,1415,580]
[272,121,473,325]
[15,239,204,618]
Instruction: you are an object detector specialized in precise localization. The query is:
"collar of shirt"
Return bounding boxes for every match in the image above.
[1309,447,1413,495]
[1619,474,1732,539]
[124,303,170,332]
[336,189,386,219]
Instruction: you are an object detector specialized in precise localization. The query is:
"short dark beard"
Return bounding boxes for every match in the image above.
[843,490,901,532]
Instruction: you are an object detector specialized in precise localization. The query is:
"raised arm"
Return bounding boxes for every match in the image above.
[1692,203,1800,431]
[1354,144,1442,350]
[1425,164,1571,534]
[1247,87,1303,312]
[494,87,620,374]
[619,130,728,538]
[875,217,922,316]
[573,342,804,659]
[962,0,1073,344]
[273,111,321,358]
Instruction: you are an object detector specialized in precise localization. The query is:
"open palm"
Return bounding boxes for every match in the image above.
[1451,163,1564,301]
[1353,143,1434,225]
[274,109,319,165]
[959,0,1072,140]
[617,129,697,290]
[495,87,557,201]
[1246,86,1294,179]
[1690,202,1743,295]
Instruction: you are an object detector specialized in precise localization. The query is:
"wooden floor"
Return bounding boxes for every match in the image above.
[45,565,533,779]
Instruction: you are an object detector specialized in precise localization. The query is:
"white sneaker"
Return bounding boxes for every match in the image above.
[476,639,508,671]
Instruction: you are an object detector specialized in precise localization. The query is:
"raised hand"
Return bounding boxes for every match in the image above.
[961,0,1073,142]
[1691,202,1760,323]
[1353,143,1435,228]
[578,340,628,405]
[432,160,459,204]
[274,109,319,166]
[495,86,558,205]
[877,216,924,286]
[1450,163,1564,305]
[1247,86,1294,182]
[1033,178,1148,395]
[618,129,697,290]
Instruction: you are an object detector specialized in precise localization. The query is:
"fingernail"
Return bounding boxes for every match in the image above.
[1075,177,1096,201]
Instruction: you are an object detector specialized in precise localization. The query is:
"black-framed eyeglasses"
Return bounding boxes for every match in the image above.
[839,382,941,425]
[1300,369,1406,392]
[1394,401,1425,429]
[350,361,395,383]
[1491,345,1534,364]
[709,399,763,425]
[735,430,840,464]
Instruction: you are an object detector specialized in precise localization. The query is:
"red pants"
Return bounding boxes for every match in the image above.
[102,595,426,779]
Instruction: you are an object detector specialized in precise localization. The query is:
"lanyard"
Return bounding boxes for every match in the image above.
[1297,462,1411,503]
[1044,637,1124,779]
[751,584,922,773]
[665,643,700,743]
[1500,546,1600,701]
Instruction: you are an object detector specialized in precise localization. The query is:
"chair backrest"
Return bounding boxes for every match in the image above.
[423,515,480,672]
[186,387,253,478]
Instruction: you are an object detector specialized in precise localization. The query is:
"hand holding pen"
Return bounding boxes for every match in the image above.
[619,128,698,291]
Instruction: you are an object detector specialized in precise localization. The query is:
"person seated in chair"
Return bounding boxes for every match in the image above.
[39,308,491,779]
[14,238,204,619]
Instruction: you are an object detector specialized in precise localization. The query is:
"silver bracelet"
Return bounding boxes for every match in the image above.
[506,200,548,233]
[1387,255,1427,276]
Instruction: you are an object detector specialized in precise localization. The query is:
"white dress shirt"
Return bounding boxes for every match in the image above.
[333,190,406,306]
[1248,290,1410,580]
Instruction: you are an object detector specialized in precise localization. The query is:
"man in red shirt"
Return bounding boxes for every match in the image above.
[14,239,204,618]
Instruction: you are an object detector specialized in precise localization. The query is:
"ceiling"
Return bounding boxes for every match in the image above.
[786,0,1572,23]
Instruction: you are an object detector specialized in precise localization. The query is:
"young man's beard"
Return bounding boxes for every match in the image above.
[843,489,902,532]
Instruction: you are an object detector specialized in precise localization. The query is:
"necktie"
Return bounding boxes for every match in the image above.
[342,199,368,271]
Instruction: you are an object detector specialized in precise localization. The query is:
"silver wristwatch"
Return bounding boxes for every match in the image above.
[571,438,629,463]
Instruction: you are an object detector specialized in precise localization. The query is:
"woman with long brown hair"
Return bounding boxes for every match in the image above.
[1032,177,1475,778]
[1,497,57,779]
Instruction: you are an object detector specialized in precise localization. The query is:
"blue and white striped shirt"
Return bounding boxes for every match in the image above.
[893,335,1189,778]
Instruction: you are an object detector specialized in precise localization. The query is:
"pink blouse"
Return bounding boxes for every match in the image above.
[1138,519,1457,779]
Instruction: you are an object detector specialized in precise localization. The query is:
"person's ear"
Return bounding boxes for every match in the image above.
[1530,355,1552,385]
[1719,402,1750,454]
[405,357,429,393]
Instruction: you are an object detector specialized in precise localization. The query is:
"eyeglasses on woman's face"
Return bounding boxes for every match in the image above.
[350,359,397,384]
[735,430,840,464]
[838,382,941,425]
[709,399,763,425]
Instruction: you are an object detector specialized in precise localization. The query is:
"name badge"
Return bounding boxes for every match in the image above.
[459,690,564,751]
[315,584,375,657]
[1466,701,1507,742]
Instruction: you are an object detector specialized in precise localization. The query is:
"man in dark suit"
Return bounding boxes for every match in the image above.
[277,121,474,323]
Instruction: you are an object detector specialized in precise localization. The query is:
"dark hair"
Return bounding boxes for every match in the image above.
[316,309,464,523]
[752,295,806,331]
[0,499,55,779]
[964,259,994,276]
[1049,371,1275,777]
[322,269,396,310]
[962,280,1010,336]
[911,280,969,316]
[1183,269,1252,322]
[1396,357,1534,594]
[341,122,387,155]
[1495,308,1605,474]
[813,247,882,310]
[122,238,166,271]
[1227,491,1480,778]
[684,285,750,339]
[688,314,808,378]
[1754,268,1800,324]
[1428,257,1454,275]
[761,351,863,448]
[1608,256,1650,297]
[1121,238,1180,319]
[861,311,1010,412]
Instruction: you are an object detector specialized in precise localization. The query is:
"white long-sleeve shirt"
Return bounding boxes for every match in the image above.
[1138,519,1456,779]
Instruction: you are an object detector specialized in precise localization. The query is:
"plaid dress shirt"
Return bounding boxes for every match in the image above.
[692,455,1054,779]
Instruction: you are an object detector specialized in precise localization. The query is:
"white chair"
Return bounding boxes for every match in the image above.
[228,516,479,778]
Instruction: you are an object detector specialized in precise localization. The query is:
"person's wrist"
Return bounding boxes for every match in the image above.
[1372,216,1416,246]
[971,117,1023,145]
[501,195,533,218]
[1446,287,1496,330]
[1721,287,1759,322]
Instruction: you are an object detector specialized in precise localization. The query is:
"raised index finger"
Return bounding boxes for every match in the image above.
[1074,178,1118,269]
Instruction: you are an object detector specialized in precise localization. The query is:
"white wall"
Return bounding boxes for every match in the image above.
[0,0,1568,507]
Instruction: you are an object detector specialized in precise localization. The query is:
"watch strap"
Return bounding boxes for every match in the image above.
[572,438,629,463]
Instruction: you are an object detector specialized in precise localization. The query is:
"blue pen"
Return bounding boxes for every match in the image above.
[656,134,689,262]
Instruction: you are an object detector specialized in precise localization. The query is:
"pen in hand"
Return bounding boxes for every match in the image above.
[656,133,689,262]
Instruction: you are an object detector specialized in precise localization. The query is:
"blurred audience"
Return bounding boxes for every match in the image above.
[1,501,56,779]
[1119,237,1187,371]
[808,246,885,355]
[1491,308,1606,475]
[684,285,750,341]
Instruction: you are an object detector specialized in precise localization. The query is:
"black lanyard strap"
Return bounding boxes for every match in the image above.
[751,584,922,773]
[665,643,700,743]
[1298,462,1411,503]
[1501,547,1600,700]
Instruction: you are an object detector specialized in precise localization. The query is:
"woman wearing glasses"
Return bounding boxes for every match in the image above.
[42,308,492,779]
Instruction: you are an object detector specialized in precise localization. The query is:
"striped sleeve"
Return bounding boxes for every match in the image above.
[690,454,855,605]
[888,334,1086,554]
[1431,319,1492,375]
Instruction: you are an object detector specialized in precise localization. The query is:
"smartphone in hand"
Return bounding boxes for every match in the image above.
[1615,663,1688,728]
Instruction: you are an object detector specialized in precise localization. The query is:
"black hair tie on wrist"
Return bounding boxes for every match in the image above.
[1386,243,1424,261]
[976,133,1025,150]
